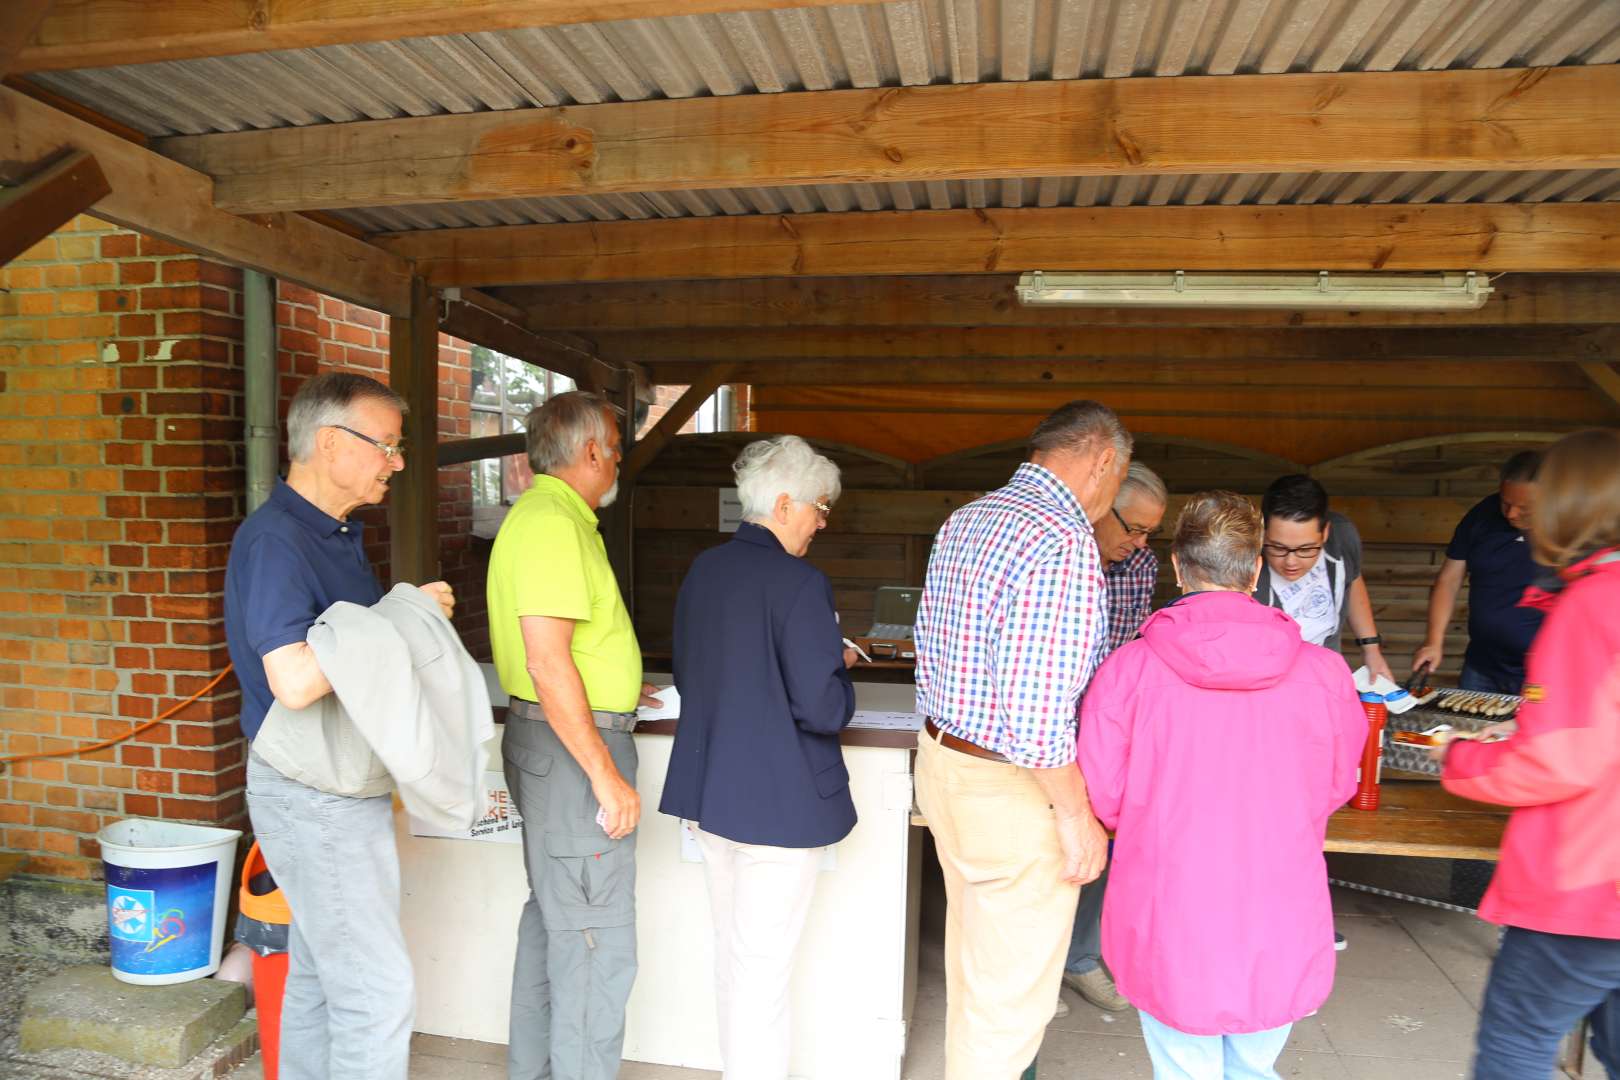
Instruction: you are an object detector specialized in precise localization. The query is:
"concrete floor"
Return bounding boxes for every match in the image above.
[372,885,1600,1080]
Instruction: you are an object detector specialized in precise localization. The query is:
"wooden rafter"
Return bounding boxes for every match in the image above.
[594,325,1620,366]
[0,85,413,314]
[0,0,51,78]
[1577,361,1620,408]
[14,0,859,72]
[377,203,1620,287]
[505,274,1620,332]
[440,290,624,395]
[0,149,108,265]
[620,364,740,486]
[155,65,1620,214]
[641,356,1608,389]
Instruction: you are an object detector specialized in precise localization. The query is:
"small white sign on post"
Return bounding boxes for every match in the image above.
[409,771,525,844]
[718,487,743,533]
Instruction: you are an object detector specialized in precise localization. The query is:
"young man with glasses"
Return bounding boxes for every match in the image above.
[1254,475,1394,686]
[1254,474,1391,953]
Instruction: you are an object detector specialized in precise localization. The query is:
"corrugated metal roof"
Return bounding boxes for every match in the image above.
[325,167,1620,232]
[19,0,1620,229]
[27,0,1620,137]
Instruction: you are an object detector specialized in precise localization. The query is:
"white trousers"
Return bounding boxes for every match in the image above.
[692,825,825,1080]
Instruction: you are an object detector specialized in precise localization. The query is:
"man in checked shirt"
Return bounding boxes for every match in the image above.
[913,400,1132,1079]
[1058,461,1168,1016]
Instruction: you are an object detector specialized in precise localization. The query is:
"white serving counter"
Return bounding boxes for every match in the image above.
[394,678,924,1080]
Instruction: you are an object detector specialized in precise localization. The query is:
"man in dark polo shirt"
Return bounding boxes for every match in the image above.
[224,372,454,1080]
[1413,451,1544,694]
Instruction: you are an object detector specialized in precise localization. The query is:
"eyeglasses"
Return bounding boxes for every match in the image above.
[1262,542,1324,559]
[1110,506,1157,539]
[333,425,405,462]
[812,501,832,521]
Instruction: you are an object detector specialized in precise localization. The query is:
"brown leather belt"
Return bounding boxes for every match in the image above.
[924,718,1010,763]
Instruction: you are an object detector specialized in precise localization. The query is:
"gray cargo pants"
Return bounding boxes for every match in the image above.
[502,710,639,1080]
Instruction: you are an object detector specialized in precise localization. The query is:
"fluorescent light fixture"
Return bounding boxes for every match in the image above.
[1015,271,1493,311]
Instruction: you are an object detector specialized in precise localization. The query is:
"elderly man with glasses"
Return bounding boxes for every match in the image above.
[1055,461,1169,1017]
[225,372,455,1080]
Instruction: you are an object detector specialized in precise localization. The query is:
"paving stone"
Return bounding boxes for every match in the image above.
[19,965,244,1068]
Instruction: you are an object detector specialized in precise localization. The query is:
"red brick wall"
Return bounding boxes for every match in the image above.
[0,219,482,879]
[0,215,247,878]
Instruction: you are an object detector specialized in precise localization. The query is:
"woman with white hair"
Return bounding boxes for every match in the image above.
[659,435,859,1080]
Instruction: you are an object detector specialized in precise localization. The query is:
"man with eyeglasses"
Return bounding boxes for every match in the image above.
[225,372,456,1080]
[486,390,662,1080]
[1056,461,1168,1018]
[1253,475,1394,686]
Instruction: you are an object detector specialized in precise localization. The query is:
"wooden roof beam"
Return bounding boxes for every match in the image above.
[0,85,414,314]
[0,1,51,78]
[439,288,627,395]
[504,273,1620,332]
[157,65,1620,214]
[590,325,1620,366]
[14,0,859,73]
[376,203,1620,287]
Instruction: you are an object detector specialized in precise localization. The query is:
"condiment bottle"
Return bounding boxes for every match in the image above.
[1352,691,1387,811]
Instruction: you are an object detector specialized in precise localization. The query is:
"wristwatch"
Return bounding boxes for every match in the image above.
[1354,635,1383,647]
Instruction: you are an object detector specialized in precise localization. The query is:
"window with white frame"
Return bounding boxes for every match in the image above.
[470,346,574,535]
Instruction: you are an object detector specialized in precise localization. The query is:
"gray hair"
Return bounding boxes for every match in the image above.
[526,390,616,474]
[1173,491,1263,591]
[1115,461,1168,511]
[1028,400,1133,462]
[287,372,407,463]
[734,436,842,521]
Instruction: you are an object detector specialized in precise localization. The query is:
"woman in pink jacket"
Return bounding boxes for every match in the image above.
[1079,491,1365,1079]
[1440,427,1620,1080]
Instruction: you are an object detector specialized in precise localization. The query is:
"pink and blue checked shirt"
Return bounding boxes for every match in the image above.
[914,462,1108,768]
[1104,546,1160,655]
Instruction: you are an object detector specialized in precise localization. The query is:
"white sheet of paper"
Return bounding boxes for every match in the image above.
[638,684,681,721]
[847,711,924,732]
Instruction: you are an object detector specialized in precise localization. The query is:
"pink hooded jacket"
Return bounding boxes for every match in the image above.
[1443,548,1620,940]
[1079,590,1365,1035]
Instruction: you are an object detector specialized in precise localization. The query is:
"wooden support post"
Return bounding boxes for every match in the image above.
[602,379,640,615]
[1576,361,1620,409]
[621,365,741,486]
[0,149,108,265]
[389,276,441,586]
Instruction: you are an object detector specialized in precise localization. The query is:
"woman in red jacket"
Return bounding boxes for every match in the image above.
[1441,427,1620,1080]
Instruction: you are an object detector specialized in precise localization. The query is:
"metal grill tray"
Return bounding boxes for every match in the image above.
[1385,690,1522,776]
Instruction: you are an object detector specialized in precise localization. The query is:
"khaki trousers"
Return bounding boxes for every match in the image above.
[914,728,1082,1080]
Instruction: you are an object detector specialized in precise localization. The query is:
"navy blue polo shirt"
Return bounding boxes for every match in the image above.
[1446,493,1544,688]
[224,480,383,741]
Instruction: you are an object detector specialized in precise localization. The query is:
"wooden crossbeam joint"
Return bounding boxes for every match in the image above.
[1576,361,1620,409]
[0,148,109,265]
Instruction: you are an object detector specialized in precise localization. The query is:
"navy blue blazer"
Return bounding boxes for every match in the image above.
[660,522,857,848]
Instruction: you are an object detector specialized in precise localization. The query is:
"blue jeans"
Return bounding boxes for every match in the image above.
[1459,665,1523,695]
[1064,862,1107,975]
[1473,926,1620,1080]
[245,752,413,1080]
[1139,1012,1291,1080]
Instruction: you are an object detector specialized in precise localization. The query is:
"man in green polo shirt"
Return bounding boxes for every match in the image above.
[488,390,658,1080]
